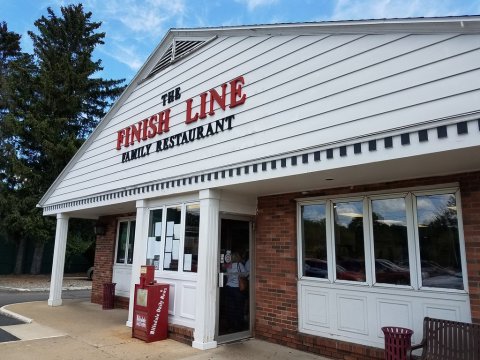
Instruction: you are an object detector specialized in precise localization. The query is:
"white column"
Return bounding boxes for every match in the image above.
[48,213,69,306]
[193,189,220,350]
[126,200,148,327]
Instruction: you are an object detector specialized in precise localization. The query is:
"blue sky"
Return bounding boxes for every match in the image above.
[1,0,479,84]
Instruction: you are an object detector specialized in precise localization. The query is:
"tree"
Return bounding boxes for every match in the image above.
[0,5,125,274]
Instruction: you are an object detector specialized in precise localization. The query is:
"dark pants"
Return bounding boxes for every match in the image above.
[225,286,245,331]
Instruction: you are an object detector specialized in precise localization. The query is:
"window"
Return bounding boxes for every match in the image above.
[298,188,466,291]
[115,219,136,265]
[416,193,463,290]
[334,200,366,282]
[184,204,200,272]
[372,197,410,285]
[146,202,200,273]
[301,204,327,279]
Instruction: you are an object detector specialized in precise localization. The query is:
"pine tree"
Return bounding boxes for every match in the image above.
[0,5,125,274]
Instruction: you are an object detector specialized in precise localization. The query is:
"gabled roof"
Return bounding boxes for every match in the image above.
[37,15,480,208]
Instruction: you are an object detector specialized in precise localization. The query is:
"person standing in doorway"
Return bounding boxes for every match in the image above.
[225,252,247,331]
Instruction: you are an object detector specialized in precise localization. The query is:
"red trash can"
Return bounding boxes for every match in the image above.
[102,283,116,310]
[382,326,413,360]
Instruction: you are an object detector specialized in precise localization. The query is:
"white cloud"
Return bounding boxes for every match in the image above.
[235,0,279,11]
[330,0,476,21]
[98,42,144,71]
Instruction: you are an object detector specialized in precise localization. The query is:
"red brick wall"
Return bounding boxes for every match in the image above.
[254,171,480,359]
[91,215,118,305]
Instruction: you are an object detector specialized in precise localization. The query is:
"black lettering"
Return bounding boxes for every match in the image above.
[146,143,152,155]
[188,128,196,142]
[131,148,139,160]
[156,140,163,152]
[175,87,181,100]
[196,126,204,139]
[169,136,175,148]
[122,152,130,163]
[205,123,214,137]
[161,94,168,106]
[215,119,224,133]
[225,115,234,130]
[175,133,182,146]
[181,132,189,145]
[168,90,174,103]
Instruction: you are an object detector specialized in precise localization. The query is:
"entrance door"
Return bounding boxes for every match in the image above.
[216,217,252,342]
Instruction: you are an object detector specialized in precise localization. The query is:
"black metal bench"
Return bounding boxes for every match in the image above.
[407,317,480,359]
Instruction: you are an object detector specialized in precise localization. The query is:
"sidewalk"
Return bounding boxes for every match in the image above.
[0,299,331,360]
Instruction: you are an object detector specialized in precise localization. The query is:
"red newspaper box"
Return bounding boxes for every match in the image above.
[132,266,169,342]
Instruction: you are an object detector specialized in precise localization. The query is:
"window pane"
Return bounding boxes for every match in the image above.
[184,204,200,273]
[417,193,463,290]
[116,222,128,264]
[372,198,410,285]
[301,204,327,278]
[334,201,366,282]
[147,209,163,269]
[127,221,136,264]
[164,206,182,271]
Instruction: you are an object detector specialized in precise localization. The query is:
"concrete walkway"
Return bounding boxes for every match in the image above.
[0,299,331,360]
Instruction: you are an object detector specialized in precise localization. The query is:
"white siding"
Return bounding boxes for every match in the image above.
[44,32,480,206]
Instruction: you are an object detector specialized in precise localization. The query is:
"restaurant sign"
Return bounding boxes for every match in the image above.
[116,76,247,163]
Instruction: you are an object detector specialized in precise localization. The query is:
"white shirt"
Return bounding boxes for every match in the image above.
[226,262,246,287]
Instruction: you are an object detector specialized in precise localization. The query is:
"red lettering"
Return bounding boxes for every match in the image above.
[130,121,143,146]
[124,127,131,148]
[185,98,198,124]
[209,84,227,116]
[116,129,126,150]
[199,92,208,119]
[229,76,246,108]
[141,118,149,141]
[147,114,158,138]
[157,109,170,134]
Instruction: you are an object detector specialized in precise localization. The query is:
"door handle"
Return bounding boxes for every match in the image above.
[218,273,225,288]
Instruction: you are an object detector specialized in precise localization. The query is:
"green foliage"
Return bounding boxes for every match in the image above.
[0,5,125,273]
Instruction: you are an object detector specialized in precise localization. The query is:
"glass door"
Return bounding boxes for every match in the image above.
[216,217,252,342]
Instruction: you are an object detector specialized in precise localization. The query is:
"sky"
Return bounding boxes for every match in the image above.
[1,0,479,84]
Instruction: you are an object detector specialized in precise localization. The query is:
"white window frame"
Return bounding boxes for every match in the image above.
[297,185,468,294]
[148,201,200,275]
[114,217,136,266]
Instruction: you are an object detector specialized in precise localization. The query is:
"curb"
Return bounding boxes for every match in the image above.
[0,305,33,324]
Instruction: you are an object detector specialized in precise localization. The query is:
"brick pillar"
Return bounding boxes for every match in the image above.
[91,216,117,305]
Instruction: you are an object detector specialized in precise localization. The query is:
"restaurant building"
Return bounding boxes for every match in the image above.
[38,16,480,359]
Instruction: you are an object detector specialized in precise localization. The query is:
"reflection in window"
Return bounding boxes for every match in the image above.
[147,209,163,269]
[301,204,327,278]
[334,201,366,282]
[417,194,463,290]
[372,198,410,285]
[116,220,136,265]
[164,206,182,271]
[184,204,200,272]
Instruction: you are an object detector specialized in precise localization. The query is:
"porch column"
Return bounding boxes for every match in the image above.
[127,200,148,327]
[193,189,220,350]
[48,213,69,306]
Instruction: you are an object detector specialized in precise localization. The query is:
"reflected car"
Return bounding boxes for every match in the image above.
[304,259,328,278]
[375,259,410,285]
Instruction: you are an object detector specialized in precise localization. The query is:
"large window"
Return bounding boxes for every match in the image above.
[116,219,136,265]
[146,202,200,273]
[298,188,466,291]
